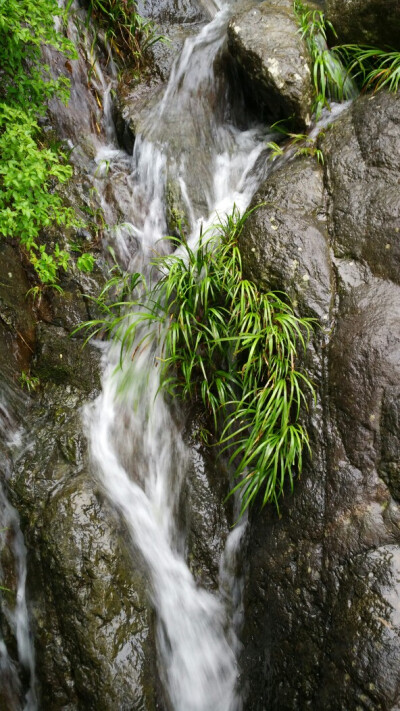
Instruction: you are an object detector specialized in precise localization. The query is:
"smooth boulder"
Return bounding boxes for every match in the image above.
[227,0,313,128]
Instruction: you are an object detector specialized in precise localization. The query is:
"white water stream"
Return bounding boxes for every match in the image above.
[83,3,269,709]
[0,387,37,711]
[0,1,354,707]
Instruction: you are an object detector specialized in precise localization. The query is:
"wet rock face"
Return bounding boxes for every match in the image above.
[324,92,400,286]
[326,0,400,48]
[227,0,313,129]
[113,9,204,152]
[137,0,207,25]
[240,92,400,710]
[0,249,164,709]
[9,382,162,711]
[0,244,36,376]
[238,158,332,320]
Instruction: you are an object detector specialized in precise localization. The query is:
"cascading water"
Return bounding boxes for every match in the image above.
[0,1,356,707]
[0,383,37,711]
[82,3,270,709]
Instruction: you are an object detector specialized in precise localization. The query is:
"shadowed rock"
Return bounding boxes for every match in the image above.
[239,92,400,710]
[227,0,313,129]
[326,0,400,48]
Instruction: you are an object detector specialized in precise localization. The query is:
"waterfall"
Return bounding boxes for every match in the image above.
[83,2,270,709]
[0,385,37,711]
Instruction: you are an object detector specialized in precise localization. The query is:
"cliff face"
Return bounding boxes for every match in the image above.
[239,90,400,711]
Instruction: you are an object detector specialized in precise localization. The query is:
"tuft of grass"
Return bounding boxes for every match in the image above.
[294,0,356,116]
[85,0,165,68]
[267,121,325,163]
[294,1,400,117]
[77,208,315,518]
[19,371,40,392]
[334,45,400,93]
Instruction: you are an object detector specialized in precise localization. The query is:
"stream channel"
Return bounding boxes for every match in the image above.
[84,3,268,708]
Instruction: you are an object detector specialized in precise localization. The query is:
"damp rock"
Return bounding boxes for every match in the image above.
[0,244,36,375]
[33,324,101,393]
[227,0,313,129]
[238,156,333,320]
[326,0,400,48]
[239,91,400,710]
[8,382,162,710]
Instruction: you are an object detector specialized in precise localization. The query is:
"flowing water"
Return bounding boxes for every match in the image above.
[0,1,354,707]
[0,384,37,711]
[82,3,270,709]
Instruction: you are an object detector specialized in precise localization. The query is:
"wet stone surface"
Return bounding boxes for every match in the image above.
[7,380,163,711]
[326,0,400,48]
[239,92,400,710]
[227,0,313,129]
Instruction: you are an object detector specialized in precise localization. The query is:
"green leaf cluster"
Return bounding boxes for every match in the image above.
[294,0,356,117]
[78,208,315,518]
[0,0,75,109]
[0,0,94,286]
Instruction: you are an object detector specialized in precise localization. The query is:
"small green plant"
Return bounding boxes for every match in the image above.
[335,45,400,93]
[267,122,325,163]
[294,0,356,116]
[77,208,315,517]
[76,253,96,273]
[86,0,164,68]
[19,371,40,392]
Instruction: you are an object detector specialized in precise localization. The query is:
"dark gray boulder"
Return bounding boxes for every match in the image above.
[227,0,313,128]
[326,0,400,48]
[324,91,400,286]
[239,92,400,710]
[238,157,333,320]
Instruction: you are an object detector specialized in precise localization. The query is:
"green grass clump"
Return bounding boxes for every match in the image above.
[79,208,315,517]
[334,45,400,93]
[84,0,164,68]
[294,0,356,117]
[294,0,400,119]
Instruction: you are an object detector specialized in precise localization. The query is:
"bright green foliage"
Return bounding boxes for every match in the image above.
[0,0,95,285]
[267,121,325,164]
[294,0,356,116]
[19,370,40,392]
[78,209,315,517]
[335,45,400,93]
[85,0,164,67]
[77,253,96,273]
[0,0,75,110]
[0,105,78,283]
